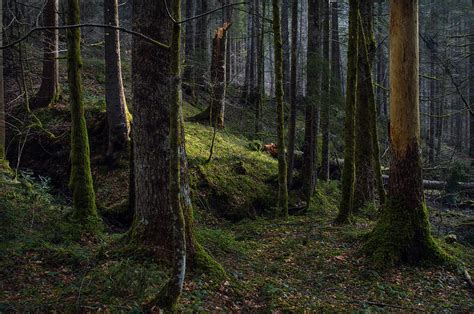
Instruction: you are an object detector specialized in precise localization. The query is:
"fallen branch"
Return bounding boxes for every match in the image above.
[382,175,474,191]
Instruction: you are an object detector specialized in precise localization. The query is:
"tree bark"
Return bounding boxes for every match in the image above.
[131,0,223,275]
[184,0,196,92]
[336,0,358,224]
[287,0,298,187]
[303,0,321,204]
[320,0,330,181]
[0,0,6,166]
[154,0,185,309]
[191,23,231,127]
[353,0,375,211]
[281,0,290,101]
[31,0,60,109]
[364,0,446,266]
[255,0,265,137]
[470,8,474,164]
[67,0,98,220]
[104,0,130,162]
[272,0,289,218]
[195,0,210,90]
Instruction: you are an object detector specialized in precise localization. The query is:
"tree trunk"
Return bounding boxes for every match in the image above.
[272,0,289,218]
[131,0,223,275]
[104,0,130,162]
[336,0,358,224]
[470,12,474,164]
[428,53,436,163]
[320,0,330,181]
[31,0,60,109]
[364,0,447,266]
[67,0,98,220]
[154,0,185,310]
[281,0,290,101]
[195,0,210,90]
[183,0,196,96]
[191,23,231,127]
[255,0,265,137]
[287,0,298,187]
[0,0,6,167]
[353,0,375,211]
[303,0,321,204]
[330,0,342,93]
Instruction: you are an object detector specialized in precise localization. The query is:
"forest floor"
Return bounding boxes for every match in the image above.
[1,170,473,312]
[2,57,473,311]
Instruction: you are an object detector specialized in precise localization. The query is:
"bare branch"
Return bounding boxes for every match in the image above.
[0,23,169,50]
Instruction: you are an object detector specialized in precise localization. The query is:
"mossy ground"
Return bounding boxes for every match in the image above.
[2,57,473,311]
[1,169,473,311]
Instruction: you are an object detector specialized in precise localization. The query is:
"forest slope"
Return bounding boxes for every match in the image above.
[1,95,473,311]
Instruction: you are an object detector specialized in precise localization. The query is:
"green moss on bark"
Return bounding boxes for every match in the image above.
[193,243,226,280]
[363,198,450,267]
[67,0,98,221]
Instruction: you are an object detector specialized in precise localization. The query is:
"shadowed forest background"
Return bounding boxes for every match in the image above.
[0,0,473,311]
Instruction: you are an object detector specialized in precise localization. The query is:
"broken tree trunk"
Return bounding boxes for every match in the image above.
[191,22,231,128]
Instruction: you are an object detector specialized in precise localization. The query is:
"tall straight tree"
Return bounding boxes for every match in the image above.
[360,0,385,206]
[336,0,358,224]
[67,0,97,219]
[364,0,446,266]
[330,0,342,95]
[184,0,196,92]
[287,0,298,187]
[131,0,223,274]
[353,0,375,210]
[470,1,474,165]
[272,0,289,218]
[303,0,321,205]
[281,0,290,99]
[195,0,210,88]
[31,0,60,109]
[255,0,265,136]
[154,0,185,309]
[320,0,330,181]
[0,0,6,168]
[104,0,130,162]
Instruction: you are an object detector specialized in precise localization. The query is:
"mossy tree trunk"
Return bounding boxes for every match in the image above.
[287,0,298,187]
[363,0,447,266]
[104,0,130,163]
[67,0,98,220]
[131,0,223,276]
[32,0,60,109]
[336,0,358,224]
[353,0,375,211]
[155,0,185,310]
[320,0,330,181]
[360,1,386,206]
[303,0,321,205]
[272,0,289,218]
